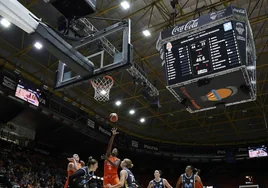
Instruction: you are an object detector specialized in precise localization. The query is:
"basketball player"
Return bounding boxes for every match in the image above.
[68,156,98,188]
[147,170,173,188]
[107,158,136,188]
[64,154,82,188]
[175,166,203,188]
[103,128,121,187]
[194,169,202,188]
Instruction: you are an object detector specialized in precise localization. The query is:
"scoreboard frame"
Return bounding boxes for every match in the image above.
[157,6,256,113]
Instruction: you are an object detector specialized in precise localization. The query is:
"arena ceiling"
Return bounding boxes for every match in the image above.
[0,0,268,145]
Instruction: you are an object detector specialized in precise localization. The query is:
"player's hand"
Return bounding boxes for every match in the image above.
[107,184,112,188]
[67,158,74,162]
[101,154,106,160]
[111,128,119,135]
[80,160,85,166]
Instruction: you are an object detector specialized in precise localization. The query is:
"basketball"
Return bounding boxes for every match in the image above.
[109,113,118,122]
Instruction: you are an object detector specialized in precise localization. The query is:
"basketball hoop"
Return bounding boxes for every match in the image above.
[90,75,114,102]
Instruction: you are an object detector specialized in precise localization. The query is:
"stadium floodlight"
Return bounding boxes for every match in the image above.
[121,1,130,10]
[34,42,43,50]
[115,100,122,106]
[140,118,145,123]
[143,30,151,37]
[0,18,11,27]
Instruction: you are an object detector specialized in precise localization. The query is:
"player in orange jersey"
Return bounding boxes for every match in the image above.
[64,154,82,188]
[103,128,121,188]
[195,169,203,188]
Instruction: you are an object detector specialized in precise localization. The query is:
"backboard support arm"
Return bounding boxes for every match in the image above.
[54,19,133,90]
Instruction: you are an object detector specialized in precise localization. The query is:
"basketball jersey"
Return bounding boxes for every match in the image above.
[182,173,195,188]
[151,178,164,188]
[195,181,202,188]
[64,162,82,188]
[124,168,136,188]
[69,167,94,188]
[104,155,119,176]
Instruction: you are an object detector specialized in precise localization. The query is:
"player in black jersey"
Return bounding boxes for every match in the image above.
[68,157,98,188]
[147,170,173,188]
[175,166,203,188]
[107,158,136,188]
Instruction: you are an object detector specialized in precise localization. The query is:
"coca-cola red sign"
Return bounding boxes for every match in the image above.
[171,19,199,35]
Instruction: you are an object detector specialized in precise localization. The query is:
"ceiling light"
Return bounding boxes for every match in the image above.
[0,18,11,28]
[100,90,107,95]
[143,30,151,37]
[247,66,255,70]
[140,118,145,123]
[251,80,256,84]
[115,100,122,106]
[120,1,130,10]
[129,109,135,115]
[34,42,43,50]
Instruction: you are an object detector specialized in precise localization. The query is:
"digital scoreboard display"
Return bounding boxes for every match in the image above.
[164,21,243,85]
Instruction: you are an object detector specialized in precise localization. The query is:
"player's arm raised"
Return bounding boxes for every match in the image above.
[106,128,119,156]
[176,175,182,188]
[108,169,127,188]
[68,158,79,171]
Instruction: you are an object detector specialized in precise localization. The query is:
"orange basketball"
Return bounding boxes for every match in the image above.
[110,113,118,122]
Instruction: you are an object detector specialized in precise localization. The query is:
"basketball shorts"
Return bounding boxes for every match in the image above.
[103,174,120,187]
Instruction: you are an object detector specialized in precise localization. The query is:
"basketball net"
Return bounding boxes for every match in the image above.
[90,75,114,102]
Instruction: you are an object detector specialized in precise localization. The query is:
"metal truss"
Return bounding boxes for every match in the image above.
[126,64,159,96]
[73,18,159,96]
[73,17,120,57]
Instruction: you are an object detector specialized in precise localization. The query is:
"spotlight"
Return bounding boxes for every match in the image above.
[34,42,43,50]
[100,90,107,95]
[140,118,145,123]
[129,109,135,115]
[247,66,255,70]
[143,30,151,37]
[0,18,11,28]
[120,1,130,9]
[115,100,122,106]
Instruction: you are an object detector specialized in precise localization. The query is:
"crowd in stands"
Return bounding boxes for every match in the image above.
[0,137,105,188]
[0,139,66,188]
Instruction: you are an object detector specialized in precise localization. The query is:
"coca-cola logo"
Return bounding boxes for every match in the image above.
[171,19,199,35]
[232,8,245,15]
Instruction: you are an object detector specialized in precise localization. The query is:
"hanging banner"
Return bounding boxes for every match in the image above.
[2,75,16,90]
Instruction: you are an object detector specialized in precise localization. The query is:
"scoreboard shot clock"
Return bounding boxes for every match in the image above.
[157,6,256,113]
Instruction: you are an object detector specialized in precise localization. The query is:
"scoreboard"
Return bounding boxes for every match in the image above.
[157,6,256,113]
[164,21,246,85]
